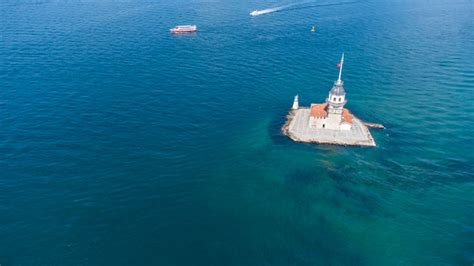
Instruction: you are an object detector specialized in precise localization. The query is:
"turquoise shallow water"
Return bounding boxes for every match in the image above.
[1,0,473,265]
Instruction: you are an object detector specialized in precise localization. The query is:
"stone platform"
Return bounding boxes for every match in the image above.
[282,108,376,147]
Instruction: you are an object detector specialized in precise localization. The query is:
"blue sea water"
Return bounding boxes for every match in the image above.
[1,0,473,265]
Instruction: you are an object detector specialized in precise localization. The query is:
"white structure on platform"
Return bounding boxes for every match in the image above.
[284,53,377,146]
[308,53,353,131]
[292,95,299,110]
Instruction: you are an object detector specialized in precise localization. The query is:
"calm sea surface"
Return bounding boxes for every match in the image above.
[1,0,473,265]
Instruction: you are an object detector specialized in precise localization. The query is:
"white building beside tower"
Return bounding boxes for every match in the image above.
[308,53,353,130]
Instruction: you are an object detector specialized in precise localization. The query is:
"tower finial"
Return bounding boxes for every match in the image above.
[337,53,344,85]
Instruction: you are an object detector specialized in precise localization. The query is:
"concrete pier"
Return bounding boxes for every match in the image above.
[282,108,376,147]
[363,121,385,129]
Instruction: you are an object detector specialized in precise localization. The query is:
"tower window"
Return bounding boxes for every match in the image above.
[333,97,336,101]
[339,97,341,102]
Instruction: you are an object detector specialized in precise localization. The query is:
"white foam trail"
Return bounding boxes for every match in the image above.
[250,0,348,16]
[249,3,296,16]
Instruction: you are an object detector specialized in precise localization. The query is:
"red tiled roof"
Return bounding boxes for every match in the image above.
[310,104,354,125]
[310,103,328,118]
[342,108,353,124]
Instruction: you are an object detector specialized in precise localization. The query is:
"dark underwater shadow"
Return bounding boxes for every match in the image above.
[284,167,319,188]
[328,166,388,217]
[268,109,293,146]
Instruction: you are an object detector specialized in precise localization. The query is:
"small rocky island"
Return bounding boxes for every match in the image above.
[282,54,382,147]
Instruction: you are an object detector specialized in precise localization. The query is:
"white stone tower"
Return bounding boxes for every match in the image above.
[325,53,347,129]
[292,95,299,110]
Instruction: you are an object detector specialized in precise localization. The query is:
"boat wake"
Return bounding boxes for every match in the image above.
[250,0,358,16]
[250,7,282,16]
[284,1,358,12]
[249,3,295,16]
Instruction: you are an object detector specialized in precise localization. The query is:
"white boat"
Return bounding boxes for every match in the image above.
[170,25,197,33]
[249,9,275,16]
[250,10,260,16]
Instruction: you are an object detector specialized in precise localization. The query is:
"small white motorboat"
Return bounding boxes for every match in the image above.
[170,25,197,33]
[250,10,260,16]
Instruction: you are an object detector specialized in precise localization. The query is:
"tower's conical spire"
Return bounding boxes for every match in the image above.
[336,53,344,85]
